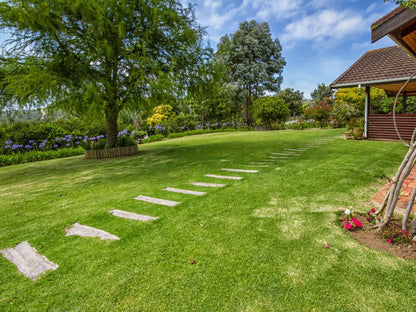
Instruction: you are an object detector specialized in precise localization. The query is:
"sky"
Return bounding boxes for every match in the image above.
[181,0,399,98]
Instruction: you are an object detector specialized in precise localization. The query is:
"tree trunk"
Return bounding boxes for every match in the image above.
[375,143,416,231]
[244,87,252,127]
[105,102,119,148]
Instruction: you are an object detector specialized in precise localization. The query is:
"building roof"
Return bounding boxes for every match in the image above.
[330,46,416,96]
[372,6,416,61]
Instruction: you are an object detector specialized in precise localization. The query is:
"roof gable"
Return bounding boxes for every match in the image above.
[331,46,416,95]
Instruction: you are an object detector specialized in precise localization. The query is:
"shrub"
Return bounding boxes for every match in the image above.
[251,96,290,130]
[304,99,333,126]
[0,147,84,167]
[142,134,165,143]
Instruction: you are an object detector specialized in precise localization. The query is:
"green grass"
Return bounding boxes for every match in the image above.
[0,129,414,311]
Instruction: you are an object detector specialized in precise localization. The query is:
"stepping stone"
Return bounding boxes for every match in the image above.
[0,241,58,281]
[249,165,269,167]
[65,223,120,240]
[110,209,158,222]
[271,156,290,159]
[163,187,206,196]
[271,153,298,156]
[205,174,243,180]
[249,162,266,164]
[192,182,226,187]
[221,168,258,173]
[284,148,305,152]
[134,195,180,207]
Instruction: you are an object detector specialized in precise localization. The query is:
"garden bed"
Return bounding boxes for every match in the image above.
[340,212,416,260]
[84,145,139,159]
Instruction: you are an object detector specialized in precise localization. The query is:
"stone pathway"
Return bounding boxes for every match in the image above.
[163,187,206,196]
[191,182,226,187]
[110,209,158,221]
[65,223,120,240]
[0,241,58,281]
[204,174,243,180]
[221,168,258,173]
[134,195,181,207]
[2,137,340,280]
[271,153,299,156]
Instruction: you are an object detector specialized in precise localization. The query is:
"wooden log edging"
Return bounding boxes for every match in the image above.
[84,145,139,159]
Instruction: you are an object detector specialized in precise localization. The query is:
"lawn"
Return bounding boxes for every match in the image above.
[0,129,414,311]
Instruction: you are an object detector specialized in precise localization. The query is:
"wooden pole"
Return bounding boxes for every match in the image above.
[402,91,407,114]
[364,86,370,139]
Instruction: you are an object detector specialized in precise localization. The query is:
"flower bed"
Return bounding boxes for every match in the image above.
[338,209,416,259]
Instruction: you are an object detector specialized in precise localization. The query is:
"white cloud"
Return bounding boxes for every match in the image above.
[281,9,367,47]
[253,0,304,20]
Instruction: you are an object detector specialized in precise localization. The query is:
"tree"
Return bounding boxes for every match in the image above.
[278,88,304,116]
[216,20,286,126]
[251,96,289,130]
[385,0,416,9]
[311,83,334,103]
[0,0,204,147]
[186,49,235,128]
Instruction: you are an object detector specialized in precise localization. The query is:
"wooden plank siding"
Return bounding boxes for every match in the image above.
[368,114,416,140]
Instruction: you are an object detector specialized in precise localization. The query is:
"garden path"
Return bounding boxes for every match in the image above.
[1,135,338,280]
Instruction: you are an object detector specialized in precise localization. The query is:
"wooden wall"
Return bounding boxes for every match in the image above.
[368,114,416,140]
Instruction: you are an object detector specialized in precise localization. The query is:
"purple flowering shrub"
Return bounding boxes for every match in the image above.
[2,130,136,154]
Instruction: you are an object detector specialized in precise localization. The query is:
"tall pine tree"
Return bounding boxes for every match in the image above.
[216,20,285,126]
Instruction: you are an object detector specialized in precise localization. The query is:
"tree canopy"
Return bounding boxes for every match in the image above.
[0,0,205,147]
[385,0,416,9]
[216,20,286,126]
[311,83,334,103]
[278,88,304,116]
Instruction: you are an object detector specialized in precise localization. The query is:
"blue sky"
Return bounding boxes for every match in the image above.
[182,0,398,98]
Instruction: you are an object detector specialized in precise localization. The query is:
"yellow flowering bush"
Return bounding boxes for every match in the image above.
[147,104,175,128]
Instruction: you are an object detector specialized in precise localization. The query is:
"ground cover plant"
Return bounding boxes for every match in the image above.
[1,129,416,311]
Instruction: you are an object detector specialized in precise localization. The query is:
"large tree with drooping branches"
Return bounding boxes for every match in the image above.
[0,0,205,147]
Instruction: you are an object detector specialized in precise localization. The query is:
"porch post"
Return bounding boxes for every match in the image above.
[364,86,370,139]
[402,91,407,114]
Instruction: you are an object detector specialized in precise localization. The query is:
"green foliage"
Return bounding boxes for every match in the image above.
[216,20,286,125]
[0,147,83,166]
[279,88,304,116]
[334,87,388,118]
[311,83,334,102]
[385,0,416,9]
[41,123,67,143]
[141,134,165,143]
[252,96,290,129]
[0,120,44,143]
[0,0,205,147]
[332,102,362,127]
[304,99,334,126]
